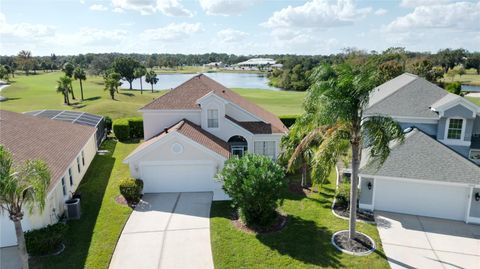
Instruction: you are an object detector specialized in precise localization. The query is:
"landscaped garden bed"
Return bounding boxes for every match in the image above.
[332,203,375,223]
[332,230,375,256]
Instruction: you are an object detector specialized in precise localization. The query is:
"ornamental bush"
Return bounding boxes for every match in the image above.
[119,178,143,203]
[335,182,351,207]
[217,154,286,227]
[113,119,130,141]
[128,117,144,138]
[24,223,68,256]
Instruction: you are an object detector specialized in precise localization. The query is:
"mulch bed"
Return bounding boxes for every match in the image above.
[333,231,375,254]
[288,183,316,196]
[333,203,375,222]
[231,211,288,234]
[114,195,141,208]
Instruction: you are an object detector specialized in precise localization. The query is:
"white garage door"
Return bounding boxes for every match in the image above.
[375,178,469,221]
[1,212,17,247]
[141,162,215,193]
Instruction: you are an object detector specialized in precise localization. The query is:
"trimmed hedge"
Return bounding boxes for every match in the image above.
[279,115,300,128]
[104,116,113,134]
[24,223,68,256]
[119,178,144,203]
[128,117,144,138]
[113,119,130,141]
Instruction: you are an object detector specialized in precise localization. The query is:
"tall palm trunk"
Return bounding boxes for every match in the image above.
[140,78,143,94]
[79,80,84,100]
[65,90,70,105]
[14,219,29,269]
[70,82,76,100]
[348,124,361,240]
[301,161,307,187]
[129,81,132,90]
[151,84,154,93]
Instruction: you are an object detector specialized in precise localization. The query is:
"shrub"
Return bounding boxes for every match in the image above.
[217,154,286,227]
[113,119,130,141]
[128,117,144,138]
[335,182,351,207]
[446,81,462,95]
[24,223,67,256]
[119,178,143,203]
[104,116,113,134]
[279,115,300,128]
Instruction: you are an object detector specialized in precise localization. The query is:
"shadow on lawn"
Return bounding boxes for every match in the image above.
[30,140,117,269]
[256,215,342,268]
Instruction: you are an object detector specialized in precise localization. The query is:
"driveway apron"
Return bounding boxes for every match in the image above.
[109,192,214,269]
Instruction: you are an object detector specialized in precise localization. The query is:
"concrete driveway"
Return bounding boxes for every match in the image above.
[375,212,480,269]
[109,192,214,269]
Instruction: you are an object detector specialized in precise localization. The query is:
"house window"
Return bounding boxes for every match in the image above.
[77,156,81,173]
[81,151,85,166]
[69,168,73,186]
[207,109,219,128]
[61,177,67,196]
[254,141,276,159]
[447,118,463,140]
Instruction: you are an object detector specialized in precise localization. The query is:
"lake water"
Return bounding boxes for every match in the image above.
[120,72,280,91]
[461,84,480,92]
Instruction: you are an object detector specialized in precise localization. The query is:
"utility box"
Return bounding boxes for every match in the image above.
[65,198,81,220]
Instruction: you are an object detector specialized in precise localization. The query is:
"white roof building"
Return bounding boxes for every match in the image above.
[236,58,276,67]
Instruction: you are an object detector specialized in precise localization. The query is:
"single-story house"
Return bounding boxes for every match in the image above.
[0,110,99,247]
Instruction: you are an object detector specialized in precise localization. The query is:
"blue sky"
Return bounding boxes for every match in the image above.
[1,0,479,56]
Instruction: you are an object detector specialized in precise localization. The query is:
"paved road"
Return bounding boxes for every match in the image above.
[375,211,480,269]
[109,192,214,269]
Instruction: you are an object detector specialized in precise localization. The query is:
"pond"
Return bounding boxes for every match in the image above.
[120,72,281,91]
[461,84,480,92]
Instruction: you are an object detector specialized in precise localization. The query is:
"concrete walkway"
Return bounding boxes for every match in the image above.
[375,212,480,269]
[109,192,214,269]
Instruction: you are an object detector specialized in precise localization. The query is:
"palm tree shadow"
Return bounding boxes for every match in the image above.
[256,215,342,267]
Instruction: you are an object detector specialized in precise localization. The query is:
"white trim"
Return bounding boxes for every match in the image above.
[224,117,254,136]
[140,109,202,113]
[443,117,467,141]
[176,132,228,161]
[391,116,439,124]
[140,160,216,167]
[466,186,474,222]
[438,139,471,147]
[195,91,228,105]
[466,216,480,224]
[358,174,477,188]
[435,99,479,118]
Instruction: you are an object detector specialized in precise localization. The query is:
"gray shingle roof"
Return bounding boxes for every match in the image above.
[365,74,448,118]
[360,129,480,184]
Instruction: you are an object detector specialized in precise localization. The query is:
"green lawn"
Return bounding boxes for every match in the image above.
[30,139,137,269]
[210,173,389,269]
[441,68,480,86]
[0,72,304,119]
[466,97,480,106]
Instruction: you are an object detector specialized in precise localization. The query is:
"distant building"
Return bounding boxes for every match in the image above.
[204,61,225,68]
[236,58,276,68]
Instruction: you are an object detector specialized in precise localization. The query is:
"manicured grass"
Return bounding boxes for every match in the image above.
[30,139,137,269]
[441,68,480,86]
[0,72,304,119]
[233,88,306,116]
[210,173,389,269]
[466,97,480,106]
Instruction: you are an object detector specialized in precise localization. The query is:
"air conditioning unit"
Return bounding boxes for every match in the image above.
[65,198,81,220]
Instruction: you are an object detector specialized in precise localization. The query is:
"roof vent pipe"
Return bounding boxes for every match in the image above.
[164,128,169,133]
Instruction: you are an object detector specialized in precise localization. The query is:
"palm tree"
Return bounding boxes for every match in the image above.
[16,50,32,75]
[145,70,159,93]
[134,66,147,94]
[56,76,72,105]
[104,72,121,100]
[73,67,87,100]
[0,146,51,269]
[288,62,404,240]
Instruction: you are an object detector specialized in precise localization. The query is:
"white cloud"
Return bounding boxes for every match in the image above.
[140,23,202,41]
[386,1,480,32]
[262,0,371,29]
[0,12,55,38]
[111,0,192,16]
[90,4,109,11]
[113,7,125,13]
[157,0,193,16]
[53,28,128,46]
[374,8,387,16]
[399,0,451,8]
[80,0,85,4]
[216,28,248,42]
[199,0,255,16]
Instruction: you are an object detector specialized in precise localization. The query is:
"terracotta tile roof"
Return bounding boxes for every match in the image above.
[125,119,230,160]
[141,74,287,133]
[0,110,96,192]
[225,115,282,134]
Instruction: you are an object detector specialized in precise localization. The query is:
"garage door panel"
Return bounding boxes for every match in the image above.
[141,163,214,193]
[375,179,468,221]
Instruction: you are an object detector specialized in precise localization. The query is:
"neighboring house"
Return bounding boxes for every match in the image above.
[358,73,480,224]
[0,110,99,247]
[124,74,288,200]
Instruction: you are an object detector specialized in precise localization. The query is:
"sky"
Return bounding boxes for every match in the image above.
[1,0,479,56]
